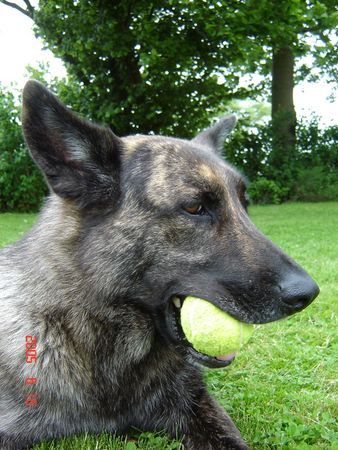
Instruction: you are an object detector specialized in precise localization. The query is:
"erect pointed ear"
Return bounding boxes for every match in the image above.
[192,115,237,155]
[22,80,123,209]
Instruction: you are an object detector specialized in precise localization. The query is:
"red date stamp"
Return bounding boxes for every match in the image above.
[25,335,37,363]
[24,336,38,407]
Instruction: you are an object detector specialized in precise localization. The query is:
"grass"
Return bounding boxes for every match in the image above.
[0,212,37,247]
[1,202,337,449]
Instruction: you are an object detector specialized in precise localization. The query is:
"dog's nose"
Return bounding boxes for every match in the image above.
[279,272,320,312]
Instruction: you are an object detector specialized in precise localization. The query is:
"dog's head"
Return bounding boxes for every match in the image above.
[22,81,319,368]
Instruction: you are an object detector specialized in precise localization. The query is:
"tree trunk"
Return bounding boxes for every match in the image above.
[270,45,297,189]
[272,46,296,145]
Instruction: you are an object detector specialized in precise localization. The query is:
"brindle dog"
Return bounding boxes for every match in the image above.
[0,81,319,449]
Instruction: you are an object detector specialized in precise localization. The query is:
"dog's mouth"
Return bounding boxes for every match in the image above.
[166,295,236,369]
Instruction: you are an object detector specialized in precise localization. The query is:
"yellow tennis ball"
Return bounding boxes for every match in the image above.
[180,296,254,357]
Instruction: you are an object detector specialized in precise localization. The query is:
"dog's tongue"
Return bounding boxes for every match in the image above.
[216,352,237,362]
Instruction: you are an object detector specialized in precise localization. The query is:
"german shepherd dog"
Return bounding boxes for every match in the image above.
[0,81,319,449]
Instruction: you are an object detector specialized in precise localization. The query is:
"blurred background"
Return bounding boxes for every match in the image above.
[0,0,337,211]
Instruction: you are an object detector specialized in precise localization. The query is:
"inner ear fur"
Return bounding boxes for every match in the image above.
[22,80,123,209]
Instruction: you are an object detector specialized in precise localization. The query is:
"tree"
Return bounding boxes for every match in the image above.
[1,0,337,156]
[228,0,337,184]
[2,0,253,136]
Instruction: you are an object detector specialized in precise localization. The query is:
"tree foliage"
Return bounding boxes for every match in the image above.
[32,1,252,136]
[1,0,337,139]
[37,0,338,132]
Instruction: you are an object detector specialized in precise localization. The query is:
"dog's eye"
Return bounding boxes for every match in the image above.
[184,204,207,215]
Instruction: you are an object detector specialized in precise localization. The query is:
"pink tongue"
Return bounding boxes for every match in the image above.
[216,353,237,362]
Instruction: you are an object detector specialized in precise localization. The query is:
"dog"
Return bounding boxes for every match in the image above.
[0,80,319,449]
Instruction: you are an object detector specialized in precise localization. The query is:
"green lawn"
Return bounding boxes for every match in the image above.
[1,202,337,449]
[0,212,37,247]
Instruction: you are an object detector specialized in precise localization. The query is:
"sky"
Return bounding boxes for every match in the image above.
[0,2,337,127]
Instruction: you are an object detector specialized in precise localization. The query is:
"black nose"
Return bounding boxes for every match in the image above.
[279,272,319,312]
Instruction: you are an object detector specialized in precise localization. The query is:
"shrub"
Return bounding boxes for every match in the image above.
[0,146,47,212]
[292,165,338,202]
[0,86,47,212]
[248,178,288,205]
[225,120,272,182]
[226,117,337,203]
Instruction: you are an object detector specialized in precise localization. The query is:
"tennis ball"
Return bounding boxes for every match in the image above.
[180,296,254,358]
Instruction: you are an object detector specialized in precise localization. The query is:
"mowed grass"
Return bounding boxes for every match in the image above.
[0,202,337,449]
[0,212,37,247]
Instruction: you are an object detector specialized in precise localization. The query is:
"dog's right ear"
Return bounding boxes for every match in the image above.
[22,80,123,209]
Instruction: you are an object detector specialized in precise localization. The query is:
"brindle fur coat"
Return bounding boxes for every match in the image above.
[0,81,319,449]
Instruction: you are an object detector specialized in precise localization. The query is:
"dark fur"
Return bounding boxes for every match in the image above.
[0,81,319,449]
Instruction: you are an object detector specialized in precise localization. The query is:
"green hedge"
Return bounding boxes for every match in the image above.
[0,88,47,212]
[225,118,338,204]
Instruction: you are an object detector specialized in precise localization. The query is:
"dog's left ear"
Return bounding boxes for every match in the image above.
[22,80,123,209]
[192,115,237,155]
